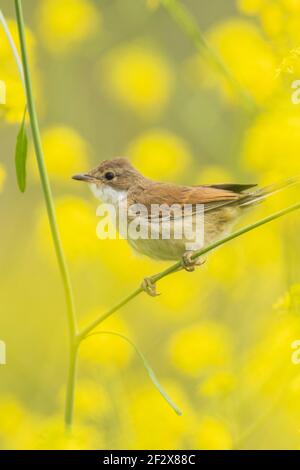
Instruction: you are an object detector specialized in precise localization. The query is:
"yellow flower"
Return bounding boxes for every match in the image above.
[168,322,233,376]
[237,0,266,15]
[100,44,173,116]
[75,380,111,418]
[196,165,234,185]
[89,232,159,281]
[36,0,100,54]
[260,3,284,37]
[204,241,247,285]
[0,20,37,123]
[80,314,133,369]
[274,284,300,313]
[286,16,300,44]
[30,126,91,182]
[199,371,236,397]
[36,196,99,263]
[0,397,42,450]
[0,164,6,192]
[242,109,300,176]
[193,417,233,450]
[276,47,300,77]
[238,0,300,42]
[200,19,278,104]
[127,129,192,181]
[0,80,6,104]
[129,381,195,449]
[34,416,102,450]
[156,271,200,319]
[282,0,300,13]
[242,314,300,395]
[0,397,29,438]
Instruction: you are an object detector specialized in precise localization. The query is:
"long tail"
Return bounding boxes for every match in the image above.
[239,176,300,208]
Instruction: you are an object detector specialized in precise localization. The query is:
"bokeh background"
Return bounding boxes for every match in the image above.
[1,0,300,450]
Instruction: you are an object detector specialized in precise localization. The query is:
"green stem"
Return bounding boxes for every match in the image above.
[84,331,182,415]
[160,0,256,112]
[64,342,79,429]
[79,201,300,339]
[78,288,142,341]
[14,0,78,428]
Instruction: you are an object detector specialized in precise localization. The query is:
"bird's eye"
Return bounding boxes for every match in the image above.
[104,171,115,181]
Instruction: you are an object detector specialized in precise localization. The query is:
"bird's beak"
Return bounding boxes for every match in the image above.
[72,173,95,183]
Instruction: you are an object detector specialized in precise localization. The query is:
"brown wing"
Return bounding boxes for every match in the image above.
[128,182,254,218]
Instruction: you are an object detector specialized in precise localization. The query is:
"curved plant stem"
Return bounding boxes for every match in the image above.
[78,288,143,341]
[79,201,300,340]
[14,0,78,429]
[84,331,182,415]
[160,0,256,113]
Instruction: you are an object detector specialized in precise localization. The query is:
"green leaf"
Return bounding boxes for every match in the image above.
[85,330,182,416]
[15,107,28,193]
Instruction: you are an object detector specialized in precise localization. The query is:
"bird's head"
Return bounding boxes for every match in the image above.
[72,157,141,191]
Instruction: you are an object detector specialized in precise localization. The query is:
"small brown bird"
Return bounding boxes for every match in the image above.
[73,157,296,295]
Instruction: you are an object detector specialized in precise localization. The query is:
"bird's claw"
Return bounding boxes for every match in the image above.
[141,276,160,297]
[182,252,206,272]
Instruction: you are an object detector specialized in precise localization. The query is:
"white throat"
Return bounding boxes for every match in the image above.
[89,183,128,206]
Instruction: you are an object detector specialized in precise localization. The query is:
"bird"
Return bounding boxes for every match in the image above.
[73,157,297,296]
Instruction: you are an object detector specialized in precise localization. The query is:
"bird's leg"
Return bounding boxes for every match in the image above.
[141,276,159,297]
[181,251,206,272]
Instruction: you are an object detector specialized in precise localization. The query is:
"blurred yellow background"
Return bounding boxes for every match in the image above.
[1,0,300,450]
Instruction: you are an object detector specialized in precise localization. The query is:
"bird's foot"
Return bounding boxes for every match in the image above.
[141,276,159,297]
[181,252,206,272]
